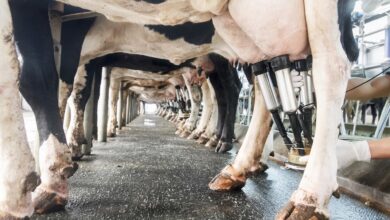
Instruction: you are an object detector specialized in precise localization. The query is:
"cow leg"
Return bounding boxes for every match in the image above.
[189,80,212,140]
[0,1,40,218]
[215,65,241,153]
[277,1,349,218]
[198,80,218,144]
[107,78,120,137]
[59,16,95,119]
[9,0,77,214]
[209,78,271,191]
[66,64,95,160]
[206,71,226,148]
[182,79,202,138]
[58,81,73,120]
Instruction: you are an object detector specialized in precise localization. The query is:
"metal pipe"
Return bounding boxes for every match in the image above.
[252,61,293,148]
[271,56,298,113]
[97,67,111,142]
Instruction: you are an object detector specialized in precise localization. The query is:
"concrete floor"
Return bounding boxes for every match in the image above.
[32,114,389,220]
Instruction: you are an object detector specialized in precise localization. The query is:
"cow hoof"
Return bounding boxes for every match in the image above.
[188,132,200,140]
[71,154,84,161]
[107,132,116,138]
[33,188,67,214]
[61,162,79,179]
[205,138,218,148]
[197,135,209,145]
[276,201,328,220]
[180,130,191,138]
[248,162,268,176]
[209,165,246,191]
[23,172,41,193]
[70,144,84,161]
[187,133,196,140]
[0,212,29,220]
[215,142,233,153]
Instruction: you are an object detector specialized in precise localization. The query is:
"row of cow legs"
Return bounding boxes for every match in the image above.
[0,1,79,217]
[59,63,141,160]
[166,66,242,154]
[161,73,240,154]
[188,79,214,140]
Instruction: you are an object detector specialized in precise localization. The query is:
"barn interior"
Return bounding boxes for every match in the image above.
[4,0,390,219]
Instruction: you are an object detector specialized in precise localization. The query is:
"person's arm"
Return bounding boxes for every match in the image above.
[346,75,390,101]
[368,137,390,159]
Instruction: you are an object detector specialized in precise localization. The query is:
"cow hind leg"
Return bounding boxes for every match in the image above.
[0,1,40,218]
[66,66,90,160]
[277,0,349,219]
[215,65,241,153]
[66,63,96,160]
[9,0,77,214]
[209,78,271,191]
[206,69,226,148]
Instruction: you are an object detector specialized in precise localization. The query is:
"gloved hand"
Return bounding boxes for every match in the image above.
[291,70,304,93]
[299,139,371,170]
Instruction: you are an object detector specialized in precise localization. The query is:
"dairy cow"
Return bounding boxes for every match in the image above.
[60,0,364,218]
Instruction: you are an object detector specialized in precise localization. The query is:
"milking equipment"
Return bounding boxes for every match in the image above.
[183,87,192,112]
[175,86,185,112]
[252,55,315,166]
[175,86,190,120]
[293,58,314,146]
[251,61,293,149]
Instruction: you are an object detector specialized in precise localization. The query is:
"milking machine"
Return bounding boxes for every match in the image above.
[183,87,192,113]
[294,57,314,147]
[252,55,315,168]
[176,86,190,120]
[252,61,293,149]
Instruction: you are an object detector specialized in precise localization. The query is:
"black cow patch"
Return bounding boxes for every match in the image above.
[139,0,166,4]
[338,0,359,62]
[94,53,194,74]
[145,21,215,46]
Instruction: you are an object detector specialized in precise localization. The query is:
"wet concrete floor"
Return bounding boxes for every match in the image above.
[33,114,389,220]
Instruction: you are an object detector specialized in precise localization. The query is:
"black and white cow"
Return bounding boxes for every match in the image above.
[65,52,195,159]
[0,0,368,219]
[191,54,241,152]
[58,13,241,157]
[55,0,364,218]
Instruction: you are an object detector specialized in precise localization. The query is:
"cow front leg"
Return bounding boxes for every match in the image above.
[0,2,40,218]
[9,0,78,215]
[188,80,212,140]
[215,65,241,153]
[182,80,202,138]
[277,0,350,218]
[66,66,88,160]
[209,79,271,191]
[66,64,95,159]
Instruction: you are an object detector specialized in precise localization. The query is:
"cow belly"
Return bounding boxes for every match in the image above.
[212,12,266,63]
[228,0,309,61]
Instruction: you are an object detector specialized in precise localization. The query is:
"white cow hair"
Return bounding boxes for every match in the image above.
[57,0,214,25]
[79,16,237,66]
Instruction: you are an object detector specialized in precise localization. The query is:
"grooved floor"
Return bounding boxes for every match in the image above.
[32,114,389,220]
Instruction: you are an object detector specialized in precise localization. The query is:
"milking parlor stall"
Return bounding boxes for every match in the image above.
[2,0,390,219]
